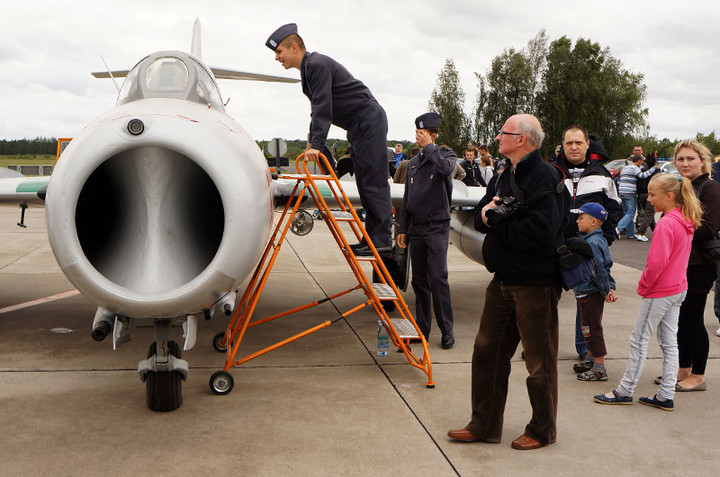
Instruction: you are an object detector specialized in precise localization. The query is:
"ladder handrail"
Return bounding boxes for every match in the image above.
[216,152,434,388]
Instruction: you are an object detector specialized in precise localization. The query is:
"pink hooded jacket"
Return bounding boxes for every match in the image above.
[637,208,694,298]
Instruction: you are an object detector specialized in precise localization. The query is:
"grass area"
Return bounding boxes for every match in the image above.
[0,155,56,169]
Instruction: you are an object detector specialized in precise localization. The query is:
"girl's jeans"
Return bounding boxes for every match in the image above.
[616,291,686,400]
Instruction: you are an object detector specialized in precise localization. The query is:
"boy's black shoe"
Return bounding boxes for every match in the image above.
[573,360,594,373]
[577,368,608,381]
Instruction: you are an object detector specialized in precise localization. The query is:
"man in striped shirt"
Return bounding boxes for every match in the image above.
[616,155,657,240]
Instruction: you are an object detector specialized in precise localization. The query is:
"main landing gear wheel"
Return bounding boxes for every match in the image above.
[209,371,234,395]
[212,331,228,352]
[145,340,183,412]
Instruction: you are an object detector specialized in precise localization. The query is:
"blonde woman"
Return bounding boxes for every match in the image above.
[672,140,720,391]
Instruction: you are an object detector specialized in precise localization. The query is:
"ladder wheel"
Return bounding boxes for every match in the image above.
[212,332,228,352]
[209,371,234,395]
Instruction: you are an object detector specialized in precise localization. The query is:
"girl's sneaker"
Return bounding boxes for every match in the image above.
[577,368,608,381]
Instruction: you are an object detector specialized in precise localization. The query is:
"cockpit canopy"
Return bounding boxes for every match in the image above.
[117,51,225,111]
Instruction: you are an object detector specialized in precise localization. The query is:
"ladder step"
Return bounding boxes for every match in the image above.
[371,283,397,300]
[323,210,355,221]
[278,173,333,180]
[389,318,420,339]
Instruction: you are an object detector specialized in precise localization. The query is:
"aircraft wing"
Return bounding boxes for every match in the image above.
[91,70,130,78]
[91,67,300,84]
[209,67,300,83]
[273,176,484,209]
[0,173,49,204]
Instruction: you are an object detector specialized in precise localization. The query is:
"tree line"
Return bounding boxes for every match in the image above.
[0,137,411,162]
[0,138,57,155]
[428,30,718,159]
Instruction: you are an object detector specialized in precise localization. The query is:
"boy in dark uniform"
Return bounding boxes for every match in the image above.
[397,112,456,349]
[266,23,392,255]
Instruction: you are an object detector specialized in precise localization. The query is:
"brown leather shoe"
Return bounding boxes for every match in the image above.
[510,434,545,450]
[447,427,483,442]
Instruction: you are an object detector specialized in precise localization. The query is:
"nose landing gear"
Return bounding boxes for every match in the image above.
[138,319,189,412]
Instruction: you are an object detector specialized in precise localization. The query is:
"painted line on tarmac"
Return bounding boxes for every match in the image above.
[0,290,80,315]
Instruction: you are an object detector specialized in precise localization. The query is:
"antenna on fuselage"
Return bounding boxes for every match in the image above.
[191,18,202,59]
[101,56,121,93]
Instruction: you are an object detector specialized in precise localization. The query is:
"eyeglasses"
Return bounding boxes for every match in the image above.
[499,131,523,136]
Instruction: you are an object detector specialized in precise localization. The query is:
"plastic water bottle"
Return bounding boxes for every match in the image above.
[377,319,389,356]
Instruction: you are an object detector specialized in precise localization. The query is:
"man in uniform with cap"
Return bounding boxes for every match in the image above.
[397,112,456,349]
[266,23,392,256]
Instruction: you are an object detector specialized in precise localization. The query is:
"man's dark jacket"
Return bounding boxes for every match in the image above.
[300,52,379,150]
[552,138,622,245]
[459,159,484,187]
[553,157,622,244]
[475,149,568,286]
[399,144,456,234]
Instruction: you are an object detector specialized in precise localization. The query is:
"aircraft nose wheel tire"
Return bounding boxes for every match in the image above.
[209,371,234,395]
[146,371,184,412]
[145,340,184,412]
[212,331,228,352]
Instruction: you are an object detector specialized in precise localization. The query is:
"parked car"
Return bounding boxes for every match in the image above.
[661,161,678,174]
[604,159,628,178]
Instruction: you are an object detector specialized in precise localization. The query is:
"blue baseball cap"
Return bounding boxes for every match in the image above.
[578,202,608,222]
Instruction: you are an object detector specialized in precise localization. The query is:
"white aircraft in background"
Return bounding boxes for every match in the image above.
[0,168,49,226]
[1,19,487,412]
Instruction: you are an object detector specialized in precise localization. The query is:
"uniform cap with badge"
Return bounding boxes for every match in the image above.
[266,23,298,50]
[415,112,442,129]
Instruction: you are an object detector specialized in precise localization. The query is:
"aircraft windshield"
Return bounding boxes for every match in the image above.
[117,52,225,111]
[146,57,188,92]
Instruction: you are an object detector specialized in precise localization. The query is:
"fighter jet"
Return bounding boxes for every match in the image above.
[1,19,488,412]
[42,19,301,411]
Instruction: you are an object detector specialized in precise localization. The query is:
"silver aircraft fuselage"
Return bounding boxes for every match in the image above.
[46,51,273,319]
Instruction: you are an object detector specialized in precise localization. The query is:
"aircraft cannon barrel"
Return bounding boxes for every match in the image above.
[218,291,236,316]
[91,307,116,341]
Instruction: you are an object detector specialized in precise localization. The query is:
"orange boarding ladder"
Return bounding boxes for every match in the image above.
[208,153,434,395]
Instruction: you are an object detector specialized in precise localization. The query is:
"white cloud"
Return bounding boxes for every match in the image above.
[1,0,719,145]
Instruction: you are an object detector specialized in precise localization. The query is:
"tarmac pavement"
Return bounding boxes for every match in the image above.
[1,203,719,476]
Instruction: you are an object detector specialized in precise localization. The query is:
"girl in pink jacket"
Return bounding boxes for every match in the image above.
[594,173,702,410]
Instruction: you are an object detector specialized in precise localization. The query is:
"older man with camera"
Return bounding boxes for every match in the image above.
[448,114,569,450]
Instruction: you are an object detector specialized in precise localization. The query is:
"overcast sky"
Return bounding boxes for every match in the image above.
[1,0,718,149]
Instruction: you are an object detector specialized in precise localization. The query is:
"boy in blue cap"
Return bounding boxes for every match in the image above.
[574,202,617,381]
[266,23,392,256]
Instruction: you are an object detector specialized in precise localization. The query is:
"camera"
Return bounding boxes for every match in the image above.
[486,196,522,226]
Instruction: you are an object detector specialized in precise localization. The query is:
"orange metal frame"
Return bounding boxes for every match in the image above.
[217,153,434,387]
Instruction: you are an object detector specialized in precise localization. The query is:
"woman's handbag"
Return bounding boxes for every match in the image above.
[696,181,720,263]
[700,231,720,263]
